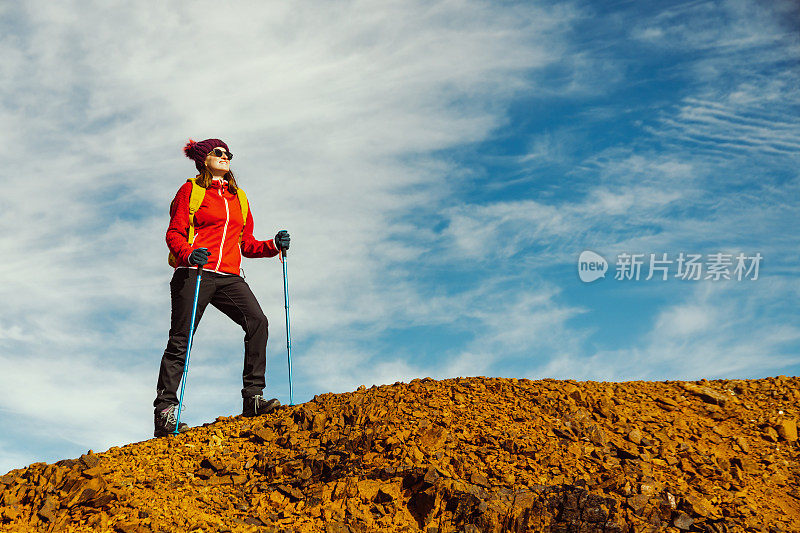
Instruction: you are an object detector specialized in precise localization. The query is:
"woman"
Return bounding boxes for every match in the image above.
[153,138,290,438]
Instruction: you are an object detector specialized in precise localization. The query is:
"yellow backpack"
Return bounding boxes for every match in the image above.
[168,177,249,267]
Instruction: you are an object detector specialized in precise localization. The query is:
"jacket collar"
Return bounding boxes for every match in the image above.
[209,177,229,190]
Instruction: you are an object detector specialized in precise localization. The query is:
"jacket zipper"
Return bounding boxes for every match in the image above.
[216,188,230,272]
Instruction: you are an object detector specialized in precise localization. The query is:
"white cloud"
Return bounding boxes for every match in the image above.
[629,0,800,161]
[436,154,694,263]
[0,442,34,477]
[654,304,716,337]
[532,277,800,382]
[298,342,425,394]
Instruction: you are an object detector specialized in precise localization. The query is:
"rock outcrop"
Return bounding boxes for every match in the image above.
[1,376,799,532]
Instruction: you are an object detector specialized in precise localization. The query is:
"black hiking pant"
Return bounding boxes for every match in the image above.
[154,268,268,413]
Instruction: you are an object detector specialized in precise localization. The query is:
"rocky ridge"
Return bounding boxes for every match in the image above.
[1,376,799,532]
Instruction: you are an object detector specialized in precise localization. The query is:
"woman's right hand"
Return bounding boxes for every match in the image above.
[189,247,210,266]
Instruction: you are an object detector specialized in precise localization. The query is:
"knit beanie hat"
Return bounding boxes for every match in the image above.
[183,138,231,172]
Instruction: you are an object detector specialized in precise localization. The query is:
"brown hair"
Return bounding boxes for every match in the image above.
[195,168,239,194]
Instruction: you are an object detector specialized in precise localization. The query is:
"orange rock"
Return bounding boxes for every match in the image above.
[627,428,643,445]
[776,419,797,442]
[680,383,729,406]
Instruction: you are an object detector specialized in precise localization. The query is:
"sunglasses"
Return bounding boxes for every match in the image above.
[208,148,233,160]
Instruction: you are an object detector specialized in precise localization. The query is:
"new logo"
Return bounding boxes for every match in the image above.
[578,250,608,283]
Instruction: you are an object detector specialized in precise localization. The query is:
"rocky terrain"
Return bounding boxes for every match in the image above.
[1,376,798,532]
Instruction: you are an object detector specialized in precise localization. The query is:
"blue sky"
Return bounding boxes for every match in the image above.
[1,0,798,472]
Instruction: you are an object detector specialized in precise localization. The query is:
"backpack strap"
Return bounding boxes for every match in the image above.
[236,187,249,243]
[186,178,206,245]
[168,177,207,267]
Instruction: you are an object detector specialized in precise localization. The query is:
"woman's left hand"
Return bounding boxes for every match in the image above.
[274,230,290,251]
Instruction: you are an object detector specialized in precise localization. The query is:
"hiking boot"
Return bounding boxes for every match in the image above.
[243,395,280,417]
[154,405,189,438]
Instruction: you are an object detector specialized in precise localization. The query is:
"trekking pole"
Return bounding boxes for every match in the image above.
[174,264,203,435]
[279,248,293,406]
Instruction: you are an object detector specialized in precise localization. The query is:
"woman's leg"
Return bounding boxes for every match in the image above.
[153,268,215,413]
[210,275,269,399]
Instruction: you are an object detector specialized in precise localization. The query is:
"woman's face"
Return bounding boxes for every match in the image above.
[204,147,230,175]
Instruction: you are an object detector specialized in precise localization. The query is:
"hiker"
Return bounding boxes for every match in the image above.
[153,138,290,437]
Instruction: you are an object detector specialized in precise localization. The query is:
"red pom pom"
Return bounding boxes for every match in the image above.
[183,139,197,158]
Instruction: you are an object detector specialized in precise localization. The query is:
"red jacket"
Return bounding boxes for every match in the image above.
[166,178,279,275]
